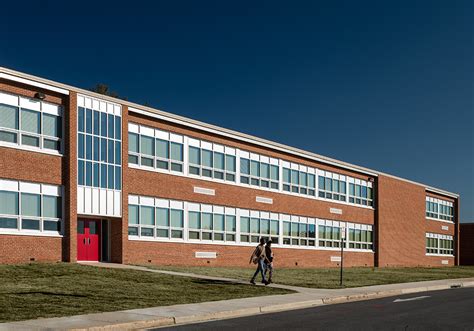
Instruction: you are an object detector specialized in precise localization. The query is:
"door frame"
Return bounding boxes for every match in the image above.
[77,218,111,262]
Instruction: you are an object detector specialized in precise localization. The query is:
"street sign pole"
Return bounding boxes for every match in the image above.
[340,226,346,287]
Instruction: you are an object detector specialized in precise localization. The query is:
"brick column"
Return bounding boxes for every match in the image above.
[64,91,78,262]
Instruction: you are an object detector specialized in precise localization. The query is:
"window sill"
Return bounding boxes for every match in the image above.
[0,230,63,238]
[426,217,455,224]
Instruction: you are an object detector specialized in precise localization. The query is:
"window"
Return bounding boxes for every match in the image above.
[240,156,279,189]
[348,225,373,250]
[426,233,453,255]
[188,205,236,242]
[282,216,316,246]
[318,222,342,248]
[283,167,316,196]
[188,143,236,182]
[0,180,62,234]
[77,100,121,190]
[426,197,454,222]
[348,179,373,206]
[127,198,184,240]
[240,212,279,244]
[128,124,184,174]
[318,172,347,202]
[0,92,62,152]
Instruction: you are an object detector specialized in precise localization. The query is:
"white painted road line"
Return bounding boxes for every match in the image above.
[393,296,430,303]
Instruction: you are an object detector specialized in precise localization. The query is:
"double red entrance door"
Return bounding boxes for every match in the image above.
[77,220,100,261]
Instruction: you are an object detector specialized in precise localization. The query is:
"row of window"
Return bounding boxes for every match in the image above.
[128,132,184,172]
[128,123,375,210]
[426,197,454,222]
[426,233,454,255]
[0,181,62,234]
[0,92,62,152]
[78,161,121,190]
[127,195,374,251]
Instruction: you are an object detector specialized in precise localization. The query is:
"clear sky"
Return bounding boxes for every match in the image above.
[1,1,473,221]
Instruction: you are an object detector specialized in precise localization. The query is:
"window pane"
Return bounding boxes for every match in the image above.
[21,193,40,217]
[0,130,17,143]
[141,135,154,156]
[202,213,212,230]
[250,218,259,233]
[78,107,85,132]
[300,172,307,186]
[92,110,100,135]
[0,191,19,215]
[170,143,183,161]
[43,114,60,137]
[100,164,107,188]
[22,219,40,230]
[93,137,100,161]
[78,133,85,159]
[100,112,107,137]
[270,165,279,180]
[140,206,154,226]
[189,147,200,165]
[0,217,17,229]
[44,220,60,232]
[240,159,250,174]
[107,140,114,163]
[101,138,107,162]
[261,163,270,179]
[156,228,168,237]
[308,174,315,188]
[283,222,290,236]
[225,215,236,232]
[115,116,121,140]
[115,142,121,165]
[43,196,60,218]
[291,223,298,237]
[240,217,250,233]
[21,109,40,134]
[115,166,121,190]
[128,205,138,225]
[107,114,114,139]
[156,208,169,226]
[225,155,235,172]
[325,178,332,191]
[78,160,85,185]
[261,219,270,234]
[85,135,92,159]
[108,164,114,189]
[189,211,200,229]
[214,214,225,231]
[202,150,213,167]
[250,161,259,177]
[84,108,92,134]
[156,139,169,159]
[214,152,224,170]
[128,133,139,153]
[270,220,279,235]
[283,168,290,183]
[170,209,183,227]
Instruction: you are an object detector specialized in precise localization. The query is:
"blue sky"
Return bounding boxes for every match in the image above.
[1,1,472,221]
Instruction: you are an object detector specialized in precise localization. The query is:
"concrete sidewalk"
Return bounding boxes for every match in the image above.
[1,263,474,331]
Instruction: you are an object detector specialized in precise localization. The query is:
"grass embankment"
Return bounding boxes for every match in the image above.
[0,263,292,322]
[149,265,474,289]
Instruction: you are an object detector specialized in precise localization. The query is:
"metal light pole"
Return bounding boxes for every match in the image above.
[340,225,346,287]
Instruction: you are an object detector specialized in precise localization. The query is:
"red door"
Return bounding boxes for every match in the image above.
[77,220,101,261]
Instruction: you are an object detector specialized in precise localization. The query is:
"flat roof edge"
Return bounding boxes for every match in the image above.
[0,66,459,198]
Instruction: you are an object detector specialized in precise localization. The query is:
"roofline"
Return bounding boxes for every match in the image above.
[0,66,459,199]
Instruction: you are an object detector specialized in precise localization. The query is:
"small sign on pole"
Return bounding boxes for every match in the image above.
[340,225,346,287]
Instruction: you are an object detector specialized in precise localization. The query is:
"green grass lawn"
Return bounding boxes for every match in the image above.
[0,263,292,323]
[148,265,474,289]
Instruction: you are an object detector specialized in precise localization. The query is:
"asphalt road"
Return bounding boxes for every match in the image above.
[158,288,474,330]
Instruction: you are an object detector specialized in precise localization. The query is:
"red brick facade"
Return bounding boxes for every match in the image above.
[0,69,460,268]
[460,223,474,265]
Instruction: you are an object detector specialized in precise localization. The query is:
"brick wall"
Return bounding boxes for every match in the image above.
[0,235,62,264]
[460,223,474,265]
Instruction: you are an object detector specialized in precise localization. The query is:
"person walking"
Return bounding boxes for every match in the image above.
[264,240,274,283]
[249,237,268,285]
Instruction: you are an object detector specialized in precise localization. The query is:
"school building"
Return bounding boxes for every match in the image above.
[0,67,460,267]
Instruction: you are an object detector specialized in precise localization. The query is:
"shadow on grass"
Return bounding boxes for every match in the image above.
[5,291,89,297]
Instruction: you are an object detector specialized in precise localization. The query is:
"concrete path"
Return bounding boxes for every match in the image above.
[1,263,473,331]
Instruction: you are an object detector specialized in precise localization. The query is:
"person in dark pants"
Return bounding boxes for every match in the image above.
[264,240,274,283]
[249,237,268,285]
